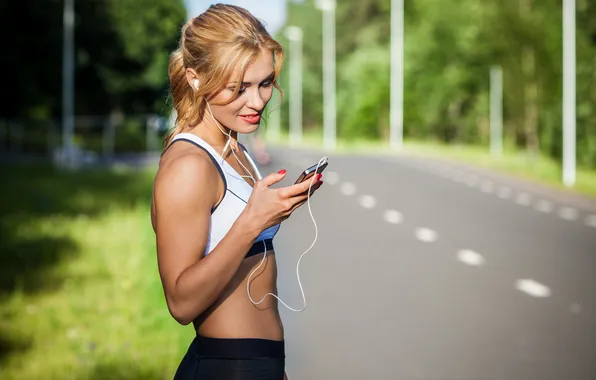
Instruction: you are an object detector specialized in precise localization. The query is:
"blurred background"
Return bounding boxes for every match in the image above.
[1,0,595,379]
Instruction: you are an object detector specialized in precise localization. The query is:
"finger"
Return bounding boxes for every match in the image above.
[301,178,323,197]
[294,184,321,208]
[260,169,287,188]
[282,173,322,197]
[297,172,316,185]
[287,179,322,200]
[308,180,323,195]
[286,197,308,215]
[288,181,320,210]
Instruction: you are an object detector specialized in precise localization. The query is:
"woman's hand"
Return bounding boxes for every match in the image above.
[243,169,323,231]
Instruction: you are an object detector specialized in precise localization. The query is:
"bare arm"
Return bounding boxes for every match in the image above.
[154,154,260,325]
[154,154,323,325]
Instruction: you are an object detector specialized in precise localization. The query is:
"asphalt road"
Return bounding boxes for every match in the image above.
[256,146,596,380]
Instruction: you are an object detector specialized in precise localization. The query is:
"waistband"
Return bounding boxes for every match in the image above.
[245,238,274,258]
[191,334,285,359]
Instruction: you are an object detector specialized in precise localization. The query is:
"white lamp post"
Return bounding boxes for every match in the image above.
[284,26,303,146]
[316,0,336,150]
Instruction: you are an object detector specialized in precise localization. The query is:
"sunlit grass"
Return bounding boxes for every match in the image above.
[0,165,193,380]
[269,129,596,198]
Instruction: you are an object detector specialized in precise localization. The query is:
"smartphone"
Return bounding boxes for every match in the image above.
[294,157,329,184]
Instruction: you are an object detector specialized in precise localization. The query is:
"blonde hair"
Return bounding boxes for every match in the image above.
[165,4,285,147]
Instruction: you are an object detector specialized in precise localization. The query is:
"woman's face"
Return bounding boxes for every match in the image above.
[207,47,275,134]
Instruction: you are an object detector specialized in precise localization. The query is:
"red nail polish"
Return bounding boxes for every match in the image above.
[316,174,322,180]
[278,169,286,175]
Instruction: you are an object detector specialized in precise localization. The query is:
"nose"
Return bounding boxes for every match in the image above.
[246,87,265,111]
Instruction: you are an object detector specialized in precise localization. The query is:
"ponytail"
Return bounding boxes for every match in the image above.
[164,48,204,148]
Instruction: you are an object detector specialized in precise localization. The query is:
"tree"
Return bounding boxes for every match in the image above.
[0,0,186,121]
[281,0,596,168]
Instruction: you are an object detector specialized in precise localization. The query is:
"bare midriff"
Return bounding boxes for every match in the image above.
[193,249,284,341]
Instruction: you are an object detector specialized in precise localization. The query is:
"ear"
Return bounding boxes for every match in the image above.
[185,68,200,91]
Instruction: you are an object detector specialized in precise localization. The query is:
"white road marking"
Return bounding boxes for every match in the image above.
[325,171,340,185]
[457,250,485,267]
[585,215,596,228]
[515,279,551,298]
[535,200,553,213]
[515,192,532,206]
[480,180,494,193]
[570,303,582,315]
[359,195,377,209]
[558,207,579,221]
[498,186,512,199]
[416,228,438,243]
[465,175,479,188]
[383,210,403,224]
[340,182,357,196]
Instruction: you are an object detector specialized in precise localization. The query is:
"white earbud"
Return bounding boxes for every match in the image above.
[193,79,199,91]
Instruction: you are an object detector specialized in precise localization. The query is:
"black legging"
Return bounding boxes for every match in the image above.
[174,335,285,380]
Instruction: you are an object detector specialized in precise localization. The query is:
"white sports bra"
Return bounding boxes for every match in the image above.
[169,133,280,258]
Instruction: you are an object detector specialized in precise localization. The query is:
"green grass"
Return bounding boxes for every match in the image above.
[268,129,596,199]
[0,163,193,380]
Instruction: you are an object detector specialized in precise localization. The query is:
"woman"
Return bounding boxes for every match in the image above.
[151,4,323,380]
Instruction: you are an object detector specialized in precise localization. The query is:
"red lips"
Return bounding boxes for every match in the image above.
[240,114,261,124]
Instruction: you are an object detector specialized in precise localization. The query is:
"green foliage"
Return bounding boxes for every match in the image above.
[0,0,186,120]
[337,44,390,140]
[282,0,596,168]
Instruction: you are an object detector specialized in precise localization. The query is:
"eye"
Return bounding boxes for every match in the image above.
[227,86,247,97]
[261,80,273,88]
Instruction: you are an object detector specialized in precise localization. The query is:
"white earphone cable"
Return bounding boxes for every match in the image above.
[204,99,322,313]
[246,157,324,312]
[206,101,258,183]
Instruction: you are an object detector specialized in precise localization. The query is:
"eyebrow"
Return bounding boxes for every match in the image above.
[228,72,275,87]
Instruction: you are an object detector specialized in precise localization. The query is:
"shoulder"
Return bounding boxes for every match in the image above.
[154,147,221,210]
